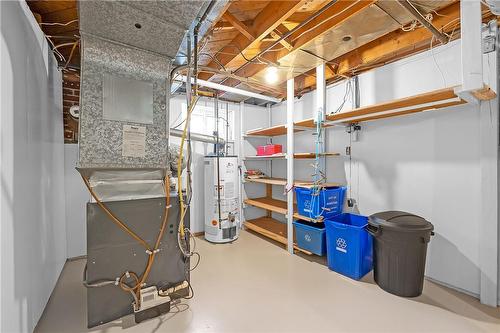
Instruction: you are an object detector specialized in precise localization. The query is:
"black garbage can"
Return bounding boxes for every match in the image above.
[367,211,434,297]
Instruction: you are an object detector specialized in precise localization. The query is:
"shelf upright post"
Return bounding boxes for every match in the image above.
[239,101,246,228]
[457,0,483,103]
[286,78,295,254]
[316,63,326,183]
[266,103,272,218]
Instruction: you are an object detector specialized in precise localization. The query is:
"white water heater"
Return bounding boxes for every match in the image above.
[204,156,240,243]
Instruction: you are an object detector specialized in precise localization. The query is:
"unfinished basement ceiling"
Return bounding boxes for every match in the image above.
[199,0,459,102]
[26,1,498,138]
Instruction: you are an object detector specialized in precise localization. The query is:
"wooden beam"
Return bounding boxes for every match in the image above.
[270,24,293,51]
[214,19,254,30]
[199,0,308,81]
[223,11,255,41]
[219,0,374,94]
[295,2,463,92]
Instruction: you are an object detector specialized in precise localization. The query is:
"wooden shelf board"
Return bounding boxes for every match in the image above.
[294,87,465,127]
[244,152,339,160]
[326,86,464,123]
[244,217,312,255]
[244,153,286,160]
[293,213,324,223]
[245,217,288,244]
[244,196,325,224]
[294,181,342,189]
[245,177,342,189]
[244,197,288,214]
[245,177,288,185]
[245,125,302,137]
[294,152,340,159]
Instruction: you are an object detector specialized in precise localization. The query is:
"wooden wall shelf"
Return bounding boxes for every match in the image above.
[296,87,465,127]
[245,217,312,255]
[245,87,466,135]
[245,177,341,188]
[244,197,288,214]
[245,124,302,137]
[244,196,323,223]
[244,152,339,160]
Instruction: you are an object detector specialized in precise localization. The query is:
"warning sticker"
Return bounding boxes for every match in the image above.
[122,125,146,158]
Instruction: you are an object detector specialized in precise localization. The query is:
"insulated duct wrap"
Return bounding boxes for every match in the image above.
[78,34,170,168]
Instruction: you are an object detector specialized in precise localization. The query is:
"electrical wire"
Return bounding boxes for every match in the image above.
[329,79,352,115]
[430,35,447,87]
[39,19,78,26]
[82,264,140,308]
[177,96,199,244]
[290,0,362,43]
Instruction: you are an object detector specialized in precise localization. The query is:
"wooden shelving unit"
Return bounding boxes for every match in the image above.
[243,84,471,255]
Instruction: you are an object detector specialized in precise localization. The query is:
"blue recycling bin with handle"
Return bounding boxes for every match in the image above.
[325,213,373,280]
[295,186,346,220]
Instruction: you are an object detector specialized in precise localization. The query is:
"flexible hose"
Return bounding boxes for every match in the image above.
[81,175,151,251]
[177,96,198,240]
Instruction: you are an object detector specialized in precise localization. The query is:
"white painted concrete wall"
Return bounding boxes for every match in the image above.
[0,1,67,332]
[267,39,499,303]
[64,145,89,258]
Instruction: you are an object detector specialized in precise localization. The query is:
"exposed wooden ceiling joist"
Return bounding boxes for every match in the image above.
[222,11,256,41]
[199,0,309,81]
[293,1,496,94]
[218,0,375,96]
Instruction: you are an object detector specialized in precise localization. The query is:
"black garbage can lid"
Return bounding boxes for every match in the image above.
[368,211,433,232]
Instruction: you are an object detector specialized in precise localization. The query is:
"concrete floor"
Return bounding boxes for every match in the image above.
[36,230,500,333]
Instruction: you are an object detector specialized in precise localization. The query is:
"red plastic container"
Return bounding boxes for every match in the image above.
[264,144,282,155]
[257,146,266,156]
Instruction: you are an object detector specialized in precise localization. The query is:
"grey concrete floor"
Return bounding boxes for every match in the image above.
[35,230,500,333]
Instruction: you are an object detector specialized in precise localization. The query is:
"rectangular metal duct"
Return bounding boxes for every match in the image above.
[79,0,207,59]
[78,34,170,168]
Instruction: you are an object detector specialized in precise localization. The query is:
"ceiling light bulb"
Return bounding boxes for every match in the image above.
[265,66,278,84]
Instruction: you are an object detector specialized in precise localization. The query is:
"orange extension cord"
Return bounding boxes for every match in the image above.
[81,175,171,308]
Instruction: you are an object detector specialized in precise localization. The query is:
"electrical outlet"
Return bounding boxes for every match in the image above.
[483,35,496,54]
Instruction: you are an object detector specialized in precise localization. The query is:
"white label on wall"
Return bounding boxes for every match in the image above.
[122,125,146,158]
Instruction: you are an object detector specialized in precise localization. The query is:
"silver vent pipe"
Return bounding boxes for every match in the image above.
[170,128,225,145]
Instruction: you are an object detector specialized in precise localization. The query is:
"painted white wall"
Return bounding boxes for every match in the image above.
[0,1,67,332]
[64,144,89,258]
[266,39,498,301]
